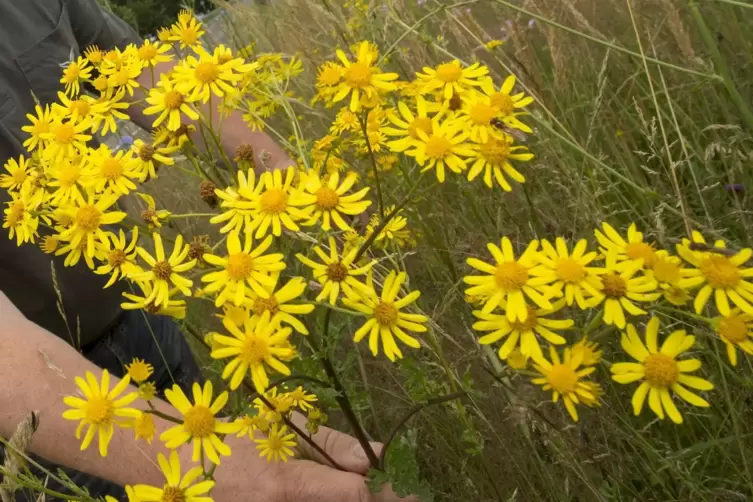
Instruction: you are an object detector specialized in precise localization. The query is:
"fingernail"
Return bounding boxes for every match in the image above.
[351,443,367,459]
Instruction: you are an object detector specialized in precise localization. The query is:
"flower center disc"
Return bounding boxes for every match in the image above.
[479,138,510,164]
[240,335,269,364]
[315,187,340,210]
[556,258,586,283]
[643,353,679,387]
[546,364,578,393]
[719,315,749,344]
[344,62,373,87]
[195,62,220,83]
[436,62,462,82]
[226,252,254,281]
[153,261,173,280]
[700,255,741,288]
[164,90,184,109]
[374,301,398,326]
[161,485,186,502]
[510,306,538,331]
[183,405,215,437]
[326,263,348,282]
[260,189,288,214]
[469,103,495,125]
[102,158,123,179]
[494,261,528,290]
[86,396,113,425]
[408,117,433,139]
[625,242,655,266]
[252,296,279,316]
[76,205,102,232]
[424,135,452,159]
[601,273,627,298]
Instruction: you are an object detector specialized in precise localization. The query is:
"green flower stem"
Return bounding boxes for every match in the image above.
[359,113,385,218]
[168,213,217,219]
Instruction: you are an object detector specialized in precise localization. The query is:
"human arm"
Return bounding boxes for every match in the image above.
[0,293,413,501]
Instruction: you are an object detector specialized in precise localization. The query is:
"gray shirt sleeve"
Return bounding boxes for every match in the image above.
[66,0,142,51]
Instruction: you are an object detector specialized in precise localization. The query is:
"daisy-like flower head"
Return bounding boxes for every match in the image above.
[294,170,371,232]
[331,41,399,111]
[210,170,258,234]
[464,237,553,321]
[415,60,488,100]
[56,190,127,260]
[211,311,295,391]
[0,155,35,192]
[473,299,573,361]
[121,280,188,320]
[243,167,308,238]
[402,116,474,183]
[364,205,415,249]
[129,139,179,183]
[173,45,254,103]
[103,60,143,97]
[90,89,131,135]
[60,56,92,97]
[506,349,529,370]
[170,11,206,48]
[255,423,297,463]
[125,411,157,444]
[83,145,140,196]
[62,370,140,456]
[42,117,92,165]
[712,309,753,366]
[94,228,140,288]
[287,386,318,412]
[458,89,508,143]
[246,274,315,335]
[161,381,239,464]
[83,45,104,67]
[21,104,54,152]
[647,249,694,306]
[531,346,597,422]
[479,75,534,133]
[676,232,753,316]
[611,317,713,424]
[591,251,660,329]
[201,231,286,307]
[571,337,603,366]
[131,233,197,307]
[595,222,656,269]
[383,96,439,152]
[466,134,533,191]
[125,357,154,383]
[343,270,429,361]
[296,236,375,305]
[131,450,215,501]
[144,75,200,132]
[530,238,603,309]
[46,155,87,207]
[136,39,173,68]
[51,91,106,124]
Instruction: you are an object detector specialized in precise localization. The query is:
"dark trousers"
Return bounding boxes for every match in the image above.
[6,311,203,501]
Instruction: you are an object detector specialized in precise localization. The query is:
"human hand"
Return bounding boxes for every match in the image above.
[211,421,419,502]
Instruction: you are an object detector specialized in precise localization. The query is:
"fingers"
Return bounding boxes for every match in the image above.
[280,459,419,502]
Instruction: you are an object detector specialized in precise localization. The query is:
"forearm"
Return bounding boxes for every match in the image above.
[0,293,173,489]
[131,62,293,173]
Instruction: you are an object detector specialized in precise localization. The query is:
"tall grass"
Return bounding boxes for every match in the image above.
[190,0,753,500]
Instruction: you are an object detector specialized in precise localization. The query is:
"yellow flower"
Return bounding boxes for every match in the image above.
[170,11,206,48]
[137,39,173,68]
[343,270,429,361]
[480,75,534,133]
[402,116,473,183]
[95,228,140,288]
[288,386,318,411]
[466,135,533,191]
[42,117,92,165]
[131,450,215,500]
[677,232,753,316]
[580,381,604,407]
[125,358,154,383]
[234,414,269,438]
[83,45,104,66]
[161,381,239,464]
[62,370,140,456]
[138,382,157,401]
[211,311,295,391]
[84,145,140,196]
[173,46,254,103]
[121,281,188,320]
[217,304,252,329]
[571,337,603,366]
[21,104,54,152]
[129,139,179,182]
[331,107,360,134]
[383,97,438,152]
[144,75,200,131]
[244,167,308,238]
[648,250,694,306]
[125,411,157,444]
[331,41,399,111]
[531,346,596,422]
[210,170,258,234]
[0,155,34,192]
[56,191,127,260]
[712,309,753,366]
[484,39,504,51]
[296,236,375,304]
[464,237,553,320]
[415,60,488,100]
[590,251,660,329]
[246,274,315,335]
[90,90,131,135]
[459,90,510,143]
[51,91,105,124]
[103,61,143,97]
[364,205,414,249]
[46,156,87,206]
[611,317,713,424]
[3,186,41,246]
[530,238,603,309]
[40,235,59,254]
[132,233,197,307]
[255,423,297,463]
[506,349,529,370]
[60,56,92,96]
[295,171,371,231]
[201,231,286,307]
[595,222,656,269]
[473,300,573,361]
[135,193,172,229]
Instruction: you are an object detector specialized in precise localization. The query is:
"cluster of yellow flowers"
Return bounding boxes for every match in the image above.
[465,223,753,423]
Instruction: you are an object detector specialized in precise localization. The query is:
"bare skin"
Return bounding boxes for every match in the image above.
[0,292,416,501]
